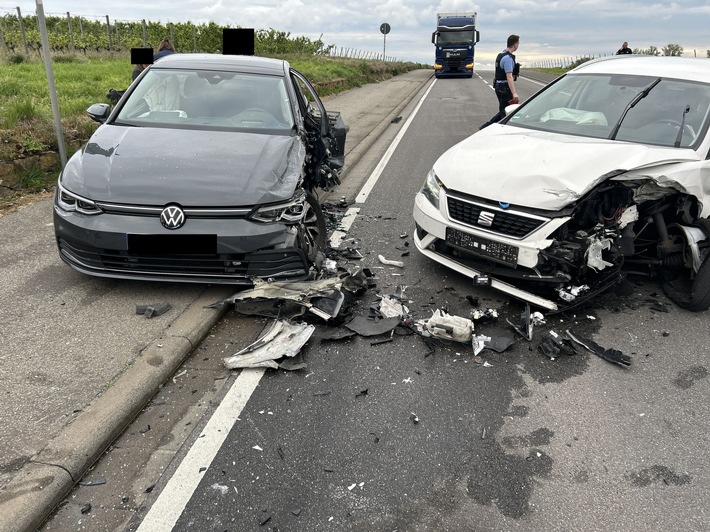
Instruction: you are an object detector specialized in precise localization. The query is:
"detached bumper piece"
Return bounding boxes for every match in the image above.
[566,329,631,367]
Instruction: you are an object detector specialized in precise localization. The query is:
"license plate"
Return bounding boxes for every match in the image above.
[127,234,217,255]
[446,228,518,266]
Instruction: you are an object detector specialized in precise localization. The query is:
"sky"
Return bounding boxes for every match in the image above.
[4,1,710,67]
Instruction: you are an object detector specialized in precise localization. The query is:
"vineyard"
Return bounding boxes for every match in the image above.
[0,11,334,57]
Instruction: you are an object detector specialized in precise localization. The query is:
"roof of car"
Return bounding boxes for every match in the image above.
[570,56,710,83]
[149,53,289,76]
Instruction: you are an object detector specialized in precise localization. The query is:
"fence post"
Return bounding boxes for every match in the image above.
[169,23,174,48]
[142,19,147,46]
[36,0,67,167]
[16,7,29,56]
[66,12,75,53]
[0,26,9,54]
[105,15,113,52]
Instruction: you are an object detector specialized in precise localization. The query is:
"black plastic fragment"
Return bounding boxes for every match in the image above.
[136,302,171,318]
[538,330,578,360]
[345,316,401,336]
[566,329,631,367]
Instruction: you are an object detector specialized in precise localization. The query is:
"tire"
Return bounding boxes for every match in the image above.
[299,191,326,263]
[662,219,710,311]
[663,256,710,311]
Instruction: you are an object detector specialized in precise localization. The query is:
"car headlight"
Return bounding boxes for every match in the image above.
[56,181,102,215]
[420,168,443,209]
[249,191,307,224]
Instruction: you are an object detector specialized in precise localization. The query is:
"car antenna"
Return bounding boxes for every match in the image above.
[674,105,691,148]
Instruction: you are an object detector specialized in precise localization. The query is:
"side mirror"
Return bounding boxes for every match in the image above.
[87,103,111,124]
[431,32,436,45]
[505,103,521,115]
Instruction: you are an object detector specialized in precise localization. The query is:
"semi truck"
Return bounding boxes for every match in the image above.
[432,12,480,78]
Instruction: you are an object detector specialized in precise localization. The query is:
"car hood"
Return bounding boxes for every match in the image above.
[435,126,702,210]
[61,125,305,206]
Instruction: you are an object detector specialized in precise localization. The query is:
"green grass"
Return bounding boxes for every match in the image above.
[0,52,427,203]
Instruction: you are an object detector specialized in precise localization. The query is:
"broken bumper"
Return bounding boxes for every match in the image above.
[413,191,561,311]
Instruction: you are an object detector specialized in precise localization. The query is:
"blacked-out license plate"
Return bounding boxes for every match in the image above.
[127,234,217,255]
[446,228,519,266]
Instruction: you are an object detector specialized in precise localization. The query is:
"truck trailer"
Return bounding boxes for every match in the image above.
[432,12,480,78]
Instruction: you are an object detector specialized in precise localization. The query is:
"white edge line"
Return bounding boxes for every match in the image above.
[355,78,437,204]
[137,368,266,531]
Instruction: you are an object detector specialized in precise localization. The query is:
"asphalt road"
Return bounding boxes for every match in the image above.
[37,71,710,531]
[4,69,709,531]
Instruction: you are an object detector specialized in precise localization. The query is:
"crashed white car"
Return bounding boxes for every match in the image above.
[414,56,710,312]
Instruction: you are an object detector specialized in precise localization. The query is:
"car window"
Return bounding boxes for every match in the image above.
[115,69,295,132]
[508,73,710,148]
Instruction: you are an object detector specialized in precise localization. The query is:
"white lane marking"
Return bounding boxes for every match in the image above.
[329,206,360,249]
[355,78,437,204]
[137,368,266,532]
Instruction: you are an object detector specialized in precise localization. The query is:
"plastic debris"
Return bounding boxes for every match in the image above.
[418,309,473,343]
[538,330,578,360]
[345,316,401,337]
[379,295,409,318]
[507,303,538,341]
[223,320,315,370]
[136,302,171,318]
[410,412,419,424]
[378,254,404,268]
[566,329,631,367]
[470,308,499,323]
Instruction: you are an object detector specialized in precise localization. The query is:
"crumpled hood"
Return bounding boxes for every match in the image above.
[435,126,702,210]
[61,124,305,206]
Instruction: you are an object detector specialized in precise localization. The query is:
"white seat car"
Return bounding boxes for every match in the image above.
[414,56,710,312]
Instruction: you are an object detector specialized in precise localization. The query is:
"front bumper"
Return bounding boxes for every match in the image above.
[53,205,311,284]
[412,190,569,311]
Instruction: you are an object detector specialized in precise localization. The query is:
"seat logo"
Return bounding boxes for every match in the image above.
[478,211,495,227]
[160,205,185,229]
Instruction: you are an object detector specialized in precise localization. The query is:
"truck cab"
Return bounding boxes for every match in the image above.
[432,12,480,78]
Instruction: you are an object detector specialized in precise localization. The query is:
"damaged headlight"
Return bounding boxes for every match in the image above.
[56,181,102,215]
[420,168,443,209]
[249,190,308,224]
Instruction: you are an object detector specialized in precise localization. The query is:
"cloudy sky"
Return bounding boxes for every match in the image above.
[5,1,710,67]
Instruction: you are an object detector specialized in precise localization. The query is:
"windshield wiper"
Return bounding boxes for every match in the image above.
[674,105,691,148]
[608,78,662,140]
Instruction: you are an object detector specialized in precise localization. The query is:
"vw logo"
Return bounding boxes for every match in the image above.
[478,211,495,227]
[160,205,185,230]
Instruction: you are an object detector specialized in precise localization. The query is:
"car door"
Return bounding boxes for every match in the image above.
[289,69,347,190]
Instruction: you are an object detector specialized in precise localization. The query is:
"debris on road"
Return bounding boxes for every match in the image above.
[136,302,171,318]
[223,320,315,370]
[538,330,578,360]
[417,309,473,343]
[378,254,404,268]
[345,316,401,337]
[566,329,631,367]
[507,304,545,341]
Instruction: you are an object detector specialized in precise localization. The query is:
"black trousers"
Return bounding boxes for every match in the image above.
[480,83,513,128]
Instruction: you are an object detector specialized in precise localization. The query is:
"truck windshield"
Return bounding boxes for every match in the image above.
[437,30,473,45]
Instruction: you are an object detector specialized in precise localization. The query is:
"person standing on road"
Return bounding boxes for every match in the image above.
[616,42,632,54]
[479,34,520,129]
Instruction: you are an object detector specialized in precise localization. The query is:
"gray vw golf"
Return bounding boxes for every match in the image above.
[54,54,347,283]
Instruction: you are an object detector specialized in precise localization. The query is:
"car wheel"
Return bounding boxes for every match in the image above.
[662,220,710,311]
[299,191,326,263]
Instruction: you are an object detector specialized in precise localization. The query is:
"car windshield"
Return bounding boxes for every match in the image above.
[115,68,296,132]
[507,73,710,148]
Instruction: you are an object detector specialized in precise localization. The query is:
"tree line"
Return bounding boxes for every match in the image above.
[0,12,334,56]
[632,43,710,58]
